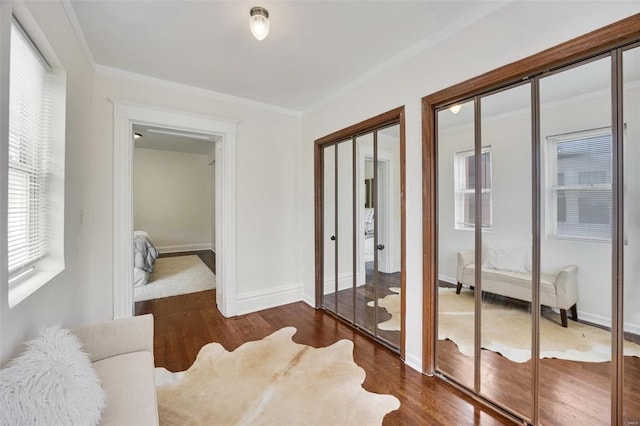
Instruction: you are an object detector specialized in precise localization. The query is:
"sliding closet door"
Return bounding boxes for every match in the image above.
[623,44,640,424]
[478,84,533,420]
[375,124,402,348]
[538,56,613,425]
[436,100,476,390]
[316,108,405,354]
[323,145,336,310]
[337,140,355,323]
[355,132,375,336]
[321,140,355,323]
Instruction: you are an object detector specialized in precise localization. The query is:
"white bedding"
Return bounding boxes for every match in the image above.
[133,231,158,287]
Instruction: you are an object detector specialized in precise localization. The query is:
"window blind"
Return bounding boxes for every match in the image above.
[551,131,612,240]
[7,20,53,280]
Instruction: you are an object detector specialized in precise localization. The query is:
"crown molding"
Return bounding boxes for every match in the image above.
[303,1,511,116]
[60,0,95,70]
[96,65,303,118]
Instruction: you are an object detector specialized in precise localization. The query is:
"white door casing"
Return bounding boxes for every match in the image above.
[112,100,238,318]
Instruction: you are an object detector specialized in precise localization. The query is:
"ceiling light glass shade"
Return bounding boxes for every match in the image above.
[449,104,463,114]
[250,7,270,41]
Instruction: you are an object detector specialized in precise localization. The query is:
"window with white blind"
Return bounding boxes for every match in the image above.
[547,128,612,241]
[454,147,492,230]
[6,17,66,307]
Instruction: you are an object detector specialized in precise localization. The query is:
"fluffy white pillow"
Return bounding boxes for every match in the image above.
[0,326,106,426]
[484,241,528,273]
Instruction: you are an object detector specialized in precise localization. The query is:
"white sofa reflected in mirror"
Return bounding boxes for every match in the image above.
[456,249,579,327]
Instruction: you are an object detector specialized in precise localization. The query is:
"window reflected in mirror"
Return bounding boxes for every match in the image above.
[539,56,612,425]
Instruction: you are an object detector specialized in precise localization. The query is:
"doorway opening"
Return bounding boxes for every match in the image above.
[131,124,218,305]
[112,101,238,319]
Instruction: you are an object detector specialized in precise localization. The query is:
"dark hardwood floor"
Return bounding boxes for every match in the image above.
[136,289,512,425]
[134,253,639,425]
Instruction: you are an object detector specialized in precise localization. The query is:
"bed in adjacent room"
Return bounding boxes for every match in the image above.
[134,231,159,287]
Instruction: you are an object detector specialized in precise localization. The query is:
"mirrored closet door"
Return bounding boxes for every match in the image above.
[538,55,613,426]
[622,43,640,426]
[315,109,405,353]
[428,29,640,425]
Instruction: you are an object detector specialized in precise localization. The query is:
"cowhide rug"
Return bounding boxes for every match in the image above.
[155,327,400,425]
[367,288,401,331]
[438,287,640,363]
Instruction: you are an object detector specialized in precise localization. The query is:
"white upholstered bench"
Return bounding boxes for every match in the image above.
[456,249,579,327]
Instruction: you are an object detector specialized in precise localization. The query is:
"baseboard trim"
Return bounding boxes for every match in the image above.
[235,283,303,316]
[438,274,457,285]
[157,243,213,254]
[578,311,640,335]
[322,273,357,295]
[404,352,422,374]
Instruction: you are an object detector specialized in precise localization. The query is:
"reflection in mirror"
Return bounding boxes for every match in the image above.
[323,145,336,311]
[436,99,476,389]
[374,125,402,348]
[539,56,612,425]
[623,45,640,424]
[478,84,532,420]
[337,140,354,323]
[356,133,376,336]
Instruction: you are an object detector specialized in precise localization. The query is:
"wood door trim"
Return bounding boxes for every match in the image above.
[314,106,406,359]
[422,14,640,109]
[421,13,640,374]
[315,106,405,147]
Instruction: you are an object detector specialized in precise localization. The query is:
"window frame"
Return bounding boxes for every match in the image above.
[545,127,612,242]
[454,146,493,231]
[2,10,67,308]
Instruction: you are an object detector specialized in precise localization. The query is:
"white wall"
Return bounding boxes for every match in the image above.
[300,2,640,371]
[86,70,303,318]
[0,1,95,363]
[134,147,213,252]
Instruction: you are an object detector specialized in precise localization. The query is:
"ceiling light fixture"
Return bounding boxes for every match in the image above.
[249,6,270,41]
[449,104,463,114]
[133,132,142,139]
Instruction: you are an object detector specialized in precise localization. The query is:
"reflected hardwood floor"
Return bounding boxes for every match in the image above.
[439,340,640,425]
[135,290,512,425]
[436,282,640,425]
[323,262,401,349]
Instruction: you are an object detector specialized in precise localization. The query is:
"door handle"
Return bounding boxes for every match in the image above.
[376,244,385,250]
[330,235,336,241]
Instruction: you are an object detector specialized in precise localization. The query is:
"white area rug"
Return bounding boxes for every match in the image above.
[134,255,216,302]
[367,287,401,331]
[155,327,400,425]
[438,287,640,363]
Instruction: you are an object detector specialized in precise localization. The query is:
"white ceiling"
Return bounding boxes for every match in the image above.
[70,1,505,112]
[133,124,218,155]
